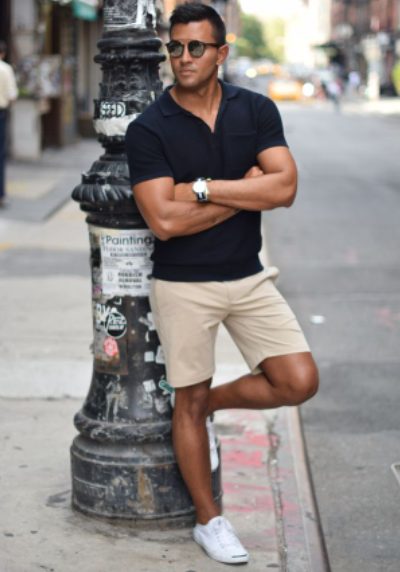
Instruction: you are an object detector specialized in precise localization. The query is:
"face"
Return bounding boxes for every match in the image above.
[169,20,228,90]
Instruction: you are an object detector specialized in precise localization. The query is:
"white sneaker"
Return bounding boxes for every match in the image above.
[193,516,249,564]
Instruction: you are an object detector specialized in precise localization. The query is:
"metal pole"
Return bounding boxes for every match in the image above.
[70,0,222,525]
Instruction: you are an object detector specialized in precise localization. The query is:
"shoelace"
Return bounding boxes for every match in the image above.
[213,518,244,551]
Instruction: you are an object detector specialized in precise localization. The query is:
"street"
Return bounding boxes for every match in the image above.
[267,101,400,571]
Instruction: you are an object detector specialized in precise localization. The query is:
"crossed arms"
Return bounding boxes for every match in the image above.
[132,146,297,241]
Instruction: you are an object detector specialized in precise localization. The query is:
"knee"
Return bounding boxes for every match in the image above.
[284,361,319,406]
[174,383,210,424]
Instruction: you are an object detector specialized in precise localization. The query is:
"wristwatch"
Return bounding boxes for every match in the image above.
[192,177,210,203]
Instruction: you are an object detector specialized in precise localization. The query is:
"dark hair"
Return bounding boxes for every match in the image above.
[0,41,7,55]
[169,2,226,46]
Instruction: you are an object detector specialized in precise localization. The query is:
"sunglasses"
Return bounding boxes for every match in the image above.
[166,40,221,58]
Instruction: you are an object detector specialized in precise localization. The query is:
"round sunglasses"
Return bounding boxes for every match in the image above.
[166,40,221,58]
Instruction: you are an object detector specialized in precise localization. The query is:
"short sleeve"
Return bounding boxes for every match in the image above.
[256,98,288,153]
[125,120,174,187]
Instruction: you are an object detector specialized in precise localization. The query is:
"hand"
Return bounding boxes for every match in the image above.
[174,182,195,202]
[244,165,264,179]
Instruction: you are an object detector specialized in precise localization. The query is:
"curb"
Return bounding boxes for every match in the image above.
[266,407,331,572]
[262,215,329,570]
[283,407,331,572]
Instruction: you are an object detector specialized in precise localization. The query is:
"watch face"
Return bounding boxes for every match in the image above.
[192,178,208,201]
[194,180,206,193]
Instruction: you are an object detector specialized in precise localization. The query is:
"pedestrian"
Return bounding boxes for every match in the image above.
[126,2,319,565]
[326,76,342,111]
[0,41,18,208]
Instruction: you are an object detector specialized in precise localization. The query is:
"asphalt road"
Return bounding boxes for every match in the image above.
[265,101,400,571]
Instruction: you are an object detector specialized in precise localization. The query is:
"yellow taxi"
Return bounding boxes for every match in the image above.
[267,77,304,101]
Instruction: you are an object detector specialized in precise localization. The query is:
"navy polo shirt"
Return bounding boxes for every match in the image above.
[125,81,288,282]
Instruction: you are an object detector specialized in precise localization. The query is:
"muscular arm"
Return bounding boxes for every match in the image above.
[175,146,298,211]
[133,177,238,241]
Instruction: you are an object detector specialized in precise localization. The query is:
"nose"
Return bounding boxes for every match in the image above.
[180,44,193,63]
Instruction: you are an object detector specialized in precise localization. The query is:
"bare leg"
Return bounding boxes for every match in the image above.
[208,352,319,415]
[172,380,220,525]
[172,353,318,525]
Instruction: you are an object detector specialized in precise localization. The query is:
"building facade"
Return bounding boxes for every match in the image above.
[278,0,333,71]
[330,0,400,96]
[7,0,102,160]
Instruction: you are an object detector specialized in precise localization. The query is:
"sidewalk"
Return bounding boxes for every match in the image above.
[341,95,400,117]
[0,140,327,571]
[2,140,100,223]
[308,95,400,118]
[0,398,323,571]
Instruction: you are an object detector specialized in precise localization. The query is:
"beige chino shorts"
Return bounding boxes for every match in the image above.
[149,271,310,388]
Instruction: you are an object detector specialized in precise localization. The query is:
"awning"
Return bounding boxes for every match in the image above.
[49,0,100,21]
[72,0,100,21]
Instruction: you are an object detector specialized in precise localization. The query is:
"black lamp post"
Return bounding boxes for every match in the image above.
[70,0,222,525]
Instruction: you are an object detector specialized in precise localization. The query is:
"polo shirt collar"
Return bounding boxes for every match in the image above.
[159,80,240,117]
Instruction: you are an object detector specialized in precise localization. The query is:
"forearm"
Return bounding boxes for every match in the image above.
[142,198,238,241]
[174,172,296,212]
[207,173,296,211]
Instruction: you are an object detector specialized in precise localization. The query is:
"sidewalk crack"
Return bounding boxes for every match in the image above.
[266,411,288,572]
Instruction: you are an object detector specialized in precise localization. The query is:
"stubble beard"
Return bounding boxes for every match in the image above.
[173,66,218,92]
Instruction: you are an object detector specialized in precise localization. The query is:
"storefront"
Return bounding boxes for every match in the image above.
[0,0,11,50]
[10,0,101,159]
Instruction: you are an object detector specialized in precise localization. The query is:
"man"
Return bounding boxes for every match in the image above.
[126,3,319,565]
[0,41,18,208]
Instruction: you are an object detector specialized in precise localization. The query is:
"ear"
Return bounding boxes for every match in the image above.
[216,44,229,66]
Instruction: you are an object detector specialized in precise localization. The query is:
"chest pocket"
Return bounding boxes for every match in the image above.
[224,131,257,178]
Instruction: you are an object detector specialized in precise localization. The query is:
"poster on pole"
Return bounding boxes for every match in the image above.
[90,227,155,297]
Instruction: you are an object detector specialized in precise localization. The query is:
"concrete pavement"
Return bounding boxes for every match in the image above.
[341,95,400,117]
[308,95,400,117]
[0,139,326,571]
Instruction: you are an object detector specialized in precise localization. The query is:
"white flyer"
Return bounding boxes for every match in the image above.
[90,227,155,297]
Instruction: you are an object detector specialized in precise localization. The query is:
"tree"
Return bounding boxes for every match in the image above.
[236,13,272,60]
[392,60,400,96]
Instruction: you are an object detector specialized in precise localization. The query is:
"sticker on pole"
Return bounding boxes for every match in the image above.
[90,227,154,297]
[103,0,157,30]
